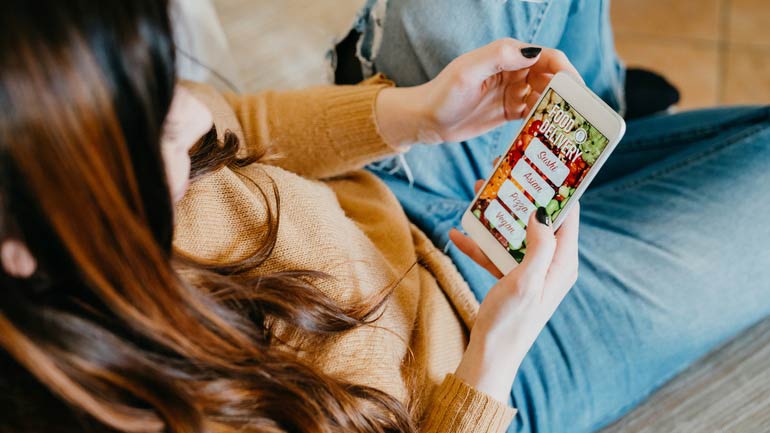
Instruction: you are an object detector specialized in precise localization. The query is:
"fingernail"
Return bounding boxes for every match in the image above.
[536,207,552,226]
[520,47,542,59]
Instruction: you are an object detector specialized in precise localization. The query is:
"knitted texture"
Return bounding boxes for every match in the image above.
[173,76,516,432]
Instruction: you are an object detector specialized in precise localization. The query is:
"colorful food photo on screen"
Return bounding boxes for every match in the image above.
[471,89,610,262]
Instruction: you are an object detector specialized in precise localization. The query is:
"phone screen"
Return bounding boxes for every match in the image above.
[470,88,610,263]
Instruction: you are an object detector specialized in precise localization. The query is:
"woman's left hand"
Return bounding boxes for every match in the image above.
[376,38,582,148]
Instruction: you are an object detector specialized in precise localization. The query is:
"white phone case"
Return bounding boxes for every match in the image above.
[461,71,626,274]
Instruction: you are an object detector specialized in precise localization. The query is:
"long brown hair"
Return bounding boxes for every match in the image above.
[0,1,414,432]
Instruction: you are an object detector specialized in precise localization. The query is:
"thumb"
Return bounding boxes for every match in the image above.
[516,207,556,279]
[458,39,542,83]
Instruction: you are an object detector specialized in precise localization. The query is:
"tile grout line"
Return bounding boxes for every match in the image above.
[716,0,732,104]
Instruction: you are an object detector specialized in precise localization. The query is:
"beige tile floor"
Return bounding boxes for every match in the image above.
[611,0,770,109]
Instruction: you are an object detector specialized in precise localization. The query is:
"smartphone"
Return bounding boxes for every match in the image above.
[461,71,626,274]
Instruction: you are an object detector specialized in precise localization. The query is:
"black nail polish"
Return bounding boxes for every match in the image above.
[521,47,542,59]
[536,207,552,226]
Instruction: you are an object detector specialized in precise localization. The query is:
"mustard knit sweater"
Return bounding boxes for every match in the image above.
[173,76,517,433]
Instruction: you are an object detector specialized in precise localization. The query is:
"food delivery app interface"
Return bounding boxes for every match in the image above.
[471,88,610,262]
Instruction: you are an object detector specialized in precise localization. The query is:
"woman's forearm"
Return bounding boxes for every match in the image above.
[455,330,522,403]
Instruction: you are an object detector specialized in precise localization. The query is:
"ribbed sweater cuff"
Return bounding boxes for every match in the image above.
[421,374,516,433]
[324,73,399,161]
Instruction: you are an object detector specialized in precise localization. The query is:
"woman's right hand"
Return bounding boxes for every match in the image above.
[452,201,580,403]
[375,38,582,149]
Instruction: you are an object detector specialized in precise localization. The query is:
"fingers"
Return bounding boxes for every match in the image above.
[504,93,529,120]
[502,70,531,119]
[525,89,542,112]
[474,179,484,194]
[456,38,542,85]
[505,48,582,118]
[527,72,554,95]
[449,228,504,279]
[545,203,580,298]
[555,202,580,249]
[529,48,583,84]
[505,210,556,285]
[504,89,529,120]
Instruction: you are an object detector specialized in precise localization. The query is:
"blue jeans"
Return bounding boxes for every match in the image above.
[340,1,770,432]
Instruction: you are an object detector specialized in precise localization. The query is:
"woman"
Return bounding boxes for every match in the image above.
[0,1,577,432]
[340,1,770,432]
[0,3,768,433]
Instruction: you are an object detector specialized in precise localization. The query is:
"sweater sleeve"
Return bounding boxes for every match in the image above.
[223,74,399,179]
[420,374,517,433]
